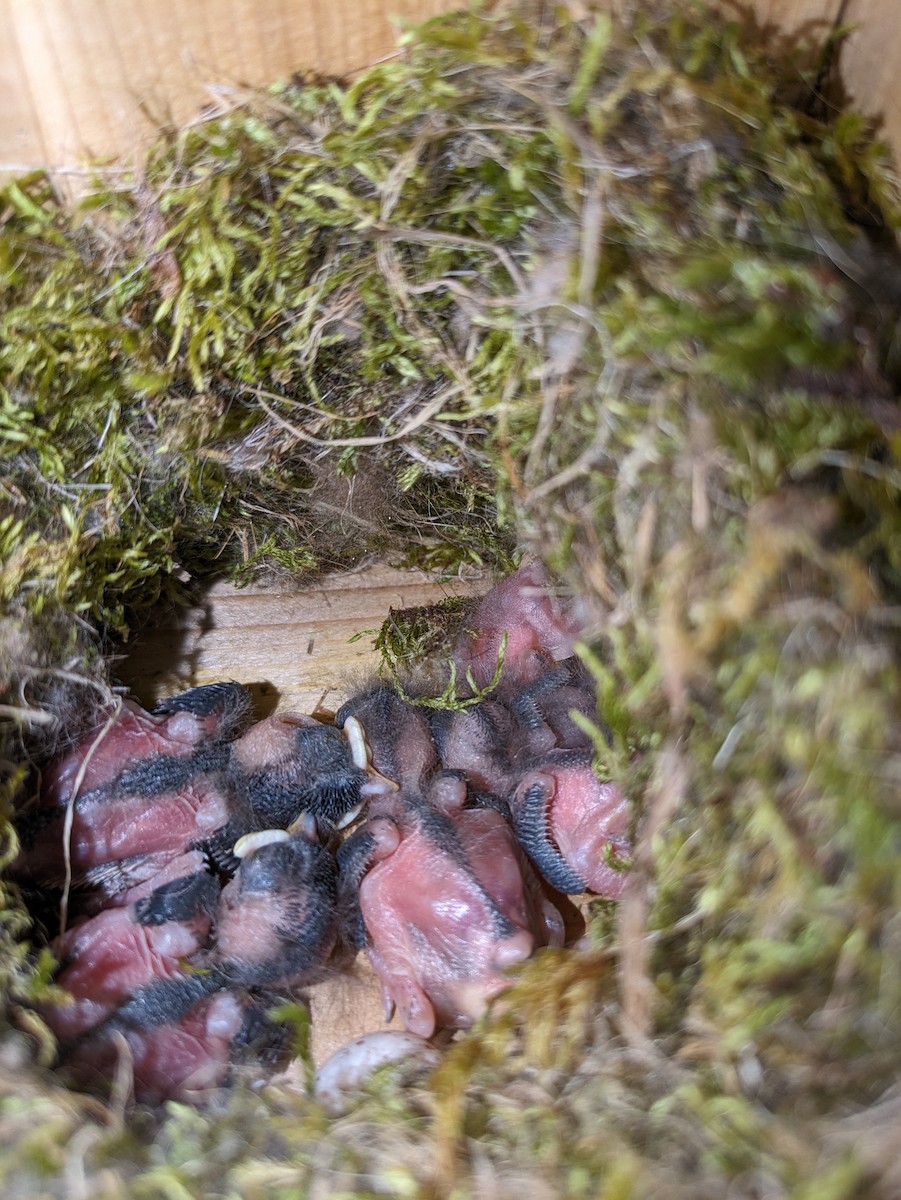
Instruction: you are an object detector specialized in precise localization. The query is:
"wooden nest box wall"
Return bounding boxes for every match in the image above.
[1,0,900,185]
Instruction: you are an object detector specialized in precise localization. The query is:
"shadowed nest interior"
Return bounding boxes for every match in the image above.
[1,0,900,1195]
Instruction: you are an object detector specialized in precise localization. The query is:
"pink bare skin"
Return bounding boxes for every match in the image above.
[228,711,347,787]
[355,774,563,1038]
[62,990,250,1104]
[228,712,314,772]
[228,710,366,828]
[40,702,205,809]
[524,682,596,753]
[210,826,338,988]
[20,773,231,891]
[336,687,438,791]
[46,827,335,1101]
[429,700,517,798]
[19,701,360,898]
[105,849,209,909]
[454,560,588,695]
[125,991,249,1103]
[507,660,598,758]
[16,682,253,896]
[432,658,597,792]
[512,753,631,898]
[40,684,248,810]
[40,901,212,1043]
[431,659,630,897]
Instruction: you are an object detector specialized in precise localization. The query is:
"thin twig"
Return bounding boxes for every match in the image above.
[254,384,462,448]
[59,700,123,937]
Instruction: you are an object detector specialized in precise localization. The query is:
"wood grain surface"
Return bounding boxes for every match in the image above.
[3,0,898,188]
[119,561,485,715]
[0,0,460,185]
[843,0,901,165]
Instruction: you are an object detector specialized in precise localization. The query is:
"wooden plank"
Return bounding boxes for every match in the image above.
[4,0,896,186]
[118,561,485,714]
[0,0,463,185]
[0,1,49,177]
[842,0,901,167]
[739,0,843,28]
[306,957,407,1069]
[1,0,879,189]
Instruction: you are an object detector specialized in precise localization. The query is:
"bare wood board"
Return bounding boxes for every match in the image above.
[118,561,485,715]
[5,0,900,189]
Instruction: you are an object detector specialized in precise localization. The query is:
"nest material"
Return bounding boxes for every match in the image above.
[1,0,900,1196]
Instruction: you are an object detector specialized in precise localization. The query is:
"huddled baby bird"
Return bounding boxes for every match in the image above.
[12,561,631,1102]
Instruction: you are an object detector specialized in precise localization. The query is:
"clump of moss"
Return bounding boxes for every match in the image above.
[1,0,900,1196]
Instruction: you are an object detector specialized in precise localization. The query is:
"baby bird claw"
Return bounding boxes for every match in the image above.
[511,755,630,899]
[511,775,589,895]
[343,772,562,1038]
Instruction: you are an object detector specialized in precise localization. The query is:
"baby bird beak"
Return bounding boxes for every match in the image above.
[342,715,400,795]
[232,828,291,858]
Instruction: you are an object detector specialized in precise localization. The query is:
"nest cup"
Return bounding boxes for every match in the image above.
[1,1,900,1195]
